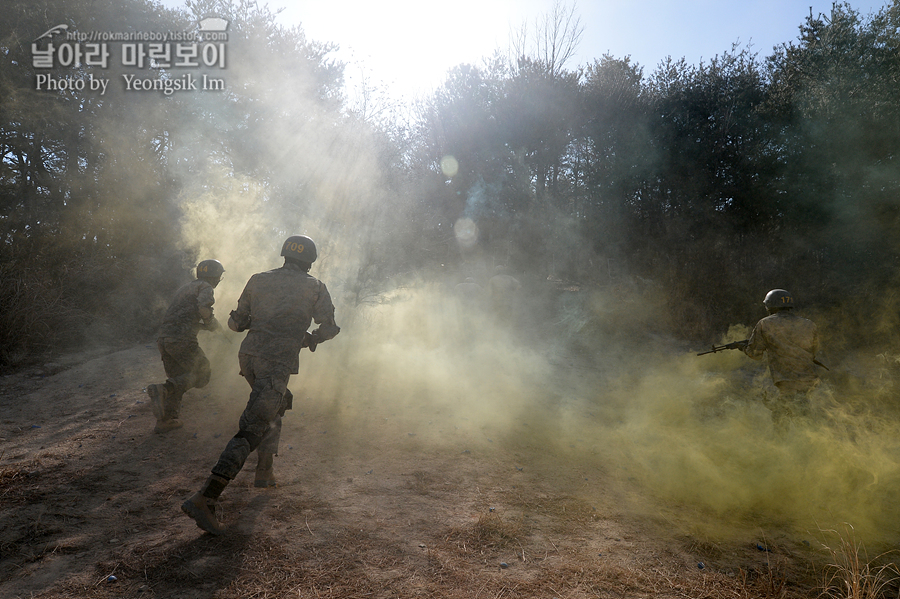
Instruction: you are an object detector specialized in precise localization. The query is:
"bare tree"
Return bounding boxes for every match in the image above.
[509,0,584,76]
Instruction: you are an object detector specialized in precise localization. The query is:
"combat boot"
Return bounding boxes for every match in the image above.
[147,384,167,421]
[182,474,229,535]
[254,452,277,488]
[154,418,184,433]
[164,385,184,421]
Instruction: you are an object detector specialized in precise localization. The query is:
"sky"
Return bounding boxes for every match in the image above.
[164,0,891,102]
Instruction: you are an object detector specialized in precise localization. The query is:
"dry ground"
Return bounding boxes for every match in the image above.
[0,339,866,599]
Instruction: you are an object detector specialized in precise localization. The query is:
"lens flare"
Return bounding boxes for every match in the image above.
[440,155,458,177]
[454,217,478,249]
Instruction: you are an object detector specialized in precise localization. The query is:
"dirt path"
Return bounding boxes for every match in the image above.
[1,343,821,598]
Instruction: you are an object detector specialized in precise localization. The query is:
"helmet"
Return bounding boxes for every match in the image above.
[763,289,794,309]
[196,259,225,280]
[281,235,317,263]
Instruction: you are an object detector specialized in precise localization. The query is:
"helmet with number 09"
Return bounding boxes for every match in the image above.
[196,259,225,280]
[763,289,794,310]
[281,235,317,264]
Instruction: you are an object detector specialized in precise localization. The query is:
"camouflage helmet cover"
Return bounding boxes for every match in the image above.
[281,235,317,263]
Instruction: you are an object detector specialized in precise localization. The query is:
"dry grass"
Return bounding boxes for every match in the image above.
[467,511,528,550]
[2,456,825,599]
[11,511,825,599]
[817,524,900,599]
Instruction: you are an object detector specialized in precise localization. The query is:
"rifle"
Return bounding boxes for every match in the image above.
[697,339,748,356]
[215,327,233,345]
[201,317,232,344]
[697,339,831,371]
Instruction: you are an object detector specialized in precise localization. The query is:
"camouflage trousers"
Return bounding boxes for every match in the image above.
[158,338,211,391]
[764,379,818,432]
[211,354,292,480]
[157,338,211,418]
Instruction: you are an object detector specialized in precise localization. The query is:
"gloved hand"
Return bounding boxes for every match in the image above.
[229,310,251,332]
[302,331,320,352]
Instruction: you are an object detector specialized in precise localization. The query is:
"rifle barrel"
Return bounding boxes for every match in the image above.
[696,346,722,356]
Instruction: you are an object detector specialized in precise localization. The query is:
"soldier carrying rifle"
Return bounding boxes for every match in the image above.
[699,289,823,431]
[181,235,340,535]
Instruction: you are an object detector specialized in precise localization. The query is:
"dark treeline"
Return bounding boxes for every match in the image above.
[2,0,899,368]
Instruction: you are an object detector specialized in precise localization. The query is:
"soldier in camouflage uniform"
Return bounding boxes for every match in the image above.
[181,235,340,535]
[147,259,225,434]
[742,289,820,431]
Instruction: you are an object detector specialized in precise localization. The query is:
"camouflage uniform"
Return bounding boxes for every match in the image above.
[744,310,819,428]
[211,262,340,481]
[182,238,338,535]
[153,279,218,422]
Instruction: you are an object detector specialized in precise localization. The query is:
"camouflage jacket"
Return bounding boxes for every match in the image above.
[744,311,819,387]
[157,279,217,341]
[231,263,340,373]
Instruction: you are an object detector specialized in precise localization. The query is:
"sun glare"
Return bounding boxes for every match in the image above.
[278,0,539,99]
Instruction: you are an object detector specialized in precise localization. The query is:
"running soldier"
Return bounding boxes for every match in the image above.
[743,289,821,431]
[147,259,225,434]
[181,235,340,535]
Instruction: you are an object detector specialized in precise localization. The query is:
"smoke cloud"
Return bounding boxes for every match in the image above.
[189,224,900,550]
[164,7,900,554]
